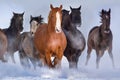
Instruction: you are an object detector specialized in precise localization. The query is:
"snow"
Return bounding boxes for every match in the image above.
[0,0,120,80]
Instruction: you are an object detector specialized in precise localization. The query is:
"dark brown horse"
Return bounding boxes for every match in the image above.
[34,4,67,68]
[85,9,114,68]
[3,12,24,63]
[19,15,43,68]
[0,29,7,62]
[62,9,85,68]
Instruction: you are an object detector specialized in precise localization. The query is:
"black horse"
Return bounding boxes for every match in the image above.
[62,8,86,68]
[3,12,24,63]
[70,5,81,27]
[85,9,114,68]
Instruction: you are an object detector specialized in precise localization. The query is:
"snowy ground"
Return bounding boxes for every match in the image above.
[0,52,120,80]
[0,0,120,80]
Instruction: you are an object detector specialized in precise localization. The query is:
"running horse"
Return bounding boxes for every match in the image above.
[34,4,67,68]
[0,29,7,62]
[62,9,85,68]
[3,12,24,63]
[19,15,43,68]
[85,9,114,68]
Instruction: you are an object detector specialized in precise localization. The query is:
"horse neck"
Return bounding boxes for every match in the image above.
[4,22,21,36]
[47,20,56,34]
[99,24,110,39]
[62,16,76,31]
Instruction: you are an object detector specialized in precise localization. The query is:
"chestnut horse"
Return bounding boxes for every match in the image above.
[34,4,67,68]
[0,29,7,62]
[3,12,24,63]
[19,15,43,68]
[62,9,85,68]
[85,9,114,68]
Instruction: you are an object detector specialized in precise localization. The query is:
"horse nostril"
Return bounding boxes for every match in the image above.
[31,32,34,34]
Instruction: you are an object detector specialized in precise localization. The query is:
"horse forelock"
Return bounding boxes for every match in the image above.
[30,16,43,24]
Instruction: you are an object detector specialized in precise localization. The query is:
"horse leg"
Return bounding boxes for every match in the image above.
[39,53,47,67]
[70,50,81,68]
[108,47,115,68]
[0,56,7,62]
[19,50,30,68]
[45,52,53,68]
[85,46,92,66]
[30,58,36,69]
[70,55,78,68]
[10,53,15,63]
[96,50,104,69]
[53,51,63,68]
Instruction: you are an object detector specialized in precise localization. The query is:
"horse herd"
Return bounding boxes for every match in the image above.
[0,4,114,69]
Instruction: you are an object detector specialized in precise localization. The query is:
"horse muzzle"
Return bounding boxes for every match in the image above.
[55,27,62,33]
[104,30,110,34]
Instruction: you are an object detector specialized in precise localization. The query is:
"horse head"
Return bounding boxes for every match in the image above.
[10,12,24,32]
[62,9,72,30]
[62,9,69,19]
[48,4,62,33]
[100,9,111,34]
[70,5,81,27]
[30,15,43,36]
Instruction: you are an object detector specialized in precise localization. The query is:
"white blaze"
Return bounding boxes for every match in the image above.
[30,20,39,36]
[55,12,62,33]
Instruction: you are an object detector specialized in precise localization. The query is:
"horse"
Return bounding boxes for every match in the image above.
[62,9,86,68]
[3,12,24,63]
[19,15,43,68]
[34,4,67,68]
[85,9,114,69]
[0,29,7,62]
[70,5,81,27]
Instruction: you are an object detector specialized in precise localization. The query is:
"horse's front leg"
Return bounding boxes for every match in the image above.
[53,52,63,68]
[96,50,104,69]
[45,52,53,68]
[11,53,16,63]
[19,51,30,68]
[108,47,115,68]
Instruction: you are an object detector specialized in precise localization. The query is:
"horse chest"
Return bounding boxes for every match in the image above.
[65,30,84,49]
[99,39,110,49]
[46,35,62,49]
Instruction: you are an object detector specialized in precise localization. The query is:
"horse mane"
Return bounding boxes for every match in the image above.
[48,11,52,23]
[100,9,111,23]
[30,15,44,24]
[62,13,72,30]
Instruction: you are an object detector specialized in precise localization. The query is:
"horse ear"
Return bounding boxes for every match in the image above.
[30,15,33,19]
[78,5,81,10]
[39,15,41,18]
[50,4,54,9]
[70,6,72,11]
[22,12,24,16]
[60,5,62,10]
[102,9,104,14]
[13,12,16,15]
[108,8,111,13]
